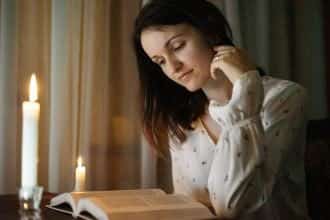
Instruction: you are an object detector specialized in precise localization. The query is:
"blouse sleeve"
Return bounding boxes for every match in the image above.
[207,71,307,218]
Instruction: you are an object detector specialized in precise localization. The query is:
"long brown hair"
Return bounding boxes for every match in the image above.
[132,0,234,155]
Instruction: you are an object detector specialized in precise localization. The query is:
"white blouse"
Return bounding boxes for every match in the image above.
[169,71,310,220]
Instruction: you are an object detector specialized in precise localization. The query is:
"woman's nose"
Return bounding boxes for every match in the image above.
[167,57,183,75]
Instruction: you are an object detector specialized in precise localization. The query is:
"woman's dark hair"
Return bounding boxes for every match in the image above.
[133,0,234,155]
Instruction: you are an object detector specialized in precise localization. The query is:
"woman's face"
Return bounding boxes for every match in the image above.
[141,23,215,92]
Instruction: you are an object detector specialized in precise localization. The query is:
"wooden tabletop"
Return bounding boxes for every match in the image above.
[0,192,73,220]
[0,192,224,220]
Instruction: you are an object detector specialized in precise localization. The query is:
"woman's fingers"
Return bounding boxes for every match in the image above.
[210,54,232,80]
[210,48,236,80]
[213,45,235,52]
[210,46,256,83]
[213,47,235,57]
[213,51,234,61]
[212,46,237,60]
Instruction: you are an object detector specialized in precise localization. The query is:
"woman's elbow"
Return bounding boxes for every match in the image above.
[211,190,264,219]
[212,198,242,219]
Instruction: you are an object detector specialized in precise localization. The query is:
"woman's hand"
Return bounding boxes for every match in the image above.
[210,46,256,83]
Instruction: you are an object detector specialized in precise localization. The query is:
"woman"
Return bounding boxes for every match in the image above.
[132,0,310,219]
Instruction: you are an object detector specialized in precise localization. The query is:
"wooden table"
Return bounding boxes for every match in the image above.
[0,192,73,220]
[0,192,223,220]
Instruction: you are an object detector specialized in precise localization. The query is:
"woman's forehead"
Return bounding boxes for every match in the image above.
[140,24,192,57]
[140,23,206,47]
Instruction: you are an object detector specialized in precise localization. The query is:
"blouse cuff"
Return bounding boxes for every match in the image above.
[208,70,264,127]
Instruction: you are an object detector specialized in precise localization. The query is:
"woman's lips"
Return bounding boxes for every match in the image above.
[179,70,193,81]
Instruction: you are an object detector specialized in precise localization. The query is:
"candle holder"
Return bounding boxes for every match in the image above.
[18,186,43,220]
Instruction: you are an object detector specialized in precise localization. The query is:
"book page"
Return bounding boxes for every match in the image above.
[49,188,165,218]
[71,188,165,200]
[49,193,78,214]
[78,194,215,220]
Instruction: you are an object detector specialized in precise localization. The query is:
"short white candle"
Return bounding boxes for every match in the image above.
[74,157,86,191]
[21,74,40,188]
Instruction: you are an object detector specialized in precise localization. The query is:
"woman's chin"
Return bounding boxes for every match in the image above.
[184,83,201,92]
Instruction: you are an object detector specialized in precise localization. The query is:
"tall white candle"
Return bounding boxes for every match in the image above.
[21,73,40,188]
[74,157,86,191]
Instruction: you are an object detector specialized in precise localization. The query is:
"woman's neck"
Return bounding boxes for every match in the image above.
[202,71,233,105]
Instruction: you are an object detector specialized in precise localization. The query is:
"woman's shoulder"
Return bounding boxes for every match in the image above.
[261,75,307,122]
[262,75,307,104]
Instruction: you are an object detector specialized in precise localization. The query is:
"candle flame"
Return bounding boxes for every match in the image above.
[78,157,83,167]
[29,74,38,102]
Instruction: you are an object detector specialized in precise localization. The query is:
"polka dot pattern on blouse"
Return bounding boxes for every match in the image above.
[169,71,310,220]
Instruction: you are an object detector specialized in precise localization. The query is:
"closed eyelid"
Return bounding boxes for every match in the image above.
[150,35,185,65]
[171,40,184,46]
[165,34,184,48]
[171,41,185,50]
[169,38,185,48]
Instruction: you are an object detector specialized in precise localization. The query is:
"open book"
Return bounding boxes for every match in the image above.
[46,188,216,220]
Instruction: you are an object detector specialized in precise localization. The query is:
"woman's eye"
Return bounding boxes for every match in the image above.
[173,42,185,50]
